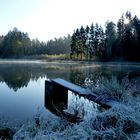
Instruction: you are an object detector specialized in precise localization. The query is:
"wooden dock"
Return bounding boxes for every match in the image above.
[47,78,119,109]
[45,79,82,123]
[45,78,121,123]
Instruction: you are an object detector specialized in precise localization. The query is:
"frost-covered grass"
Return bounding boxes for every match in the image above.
[85,75,140,102]
[12,103,140,140]
[1,76,140,140]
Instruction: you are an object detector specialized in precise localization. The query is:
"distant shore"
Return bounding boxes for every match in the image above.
[0,58,140,68]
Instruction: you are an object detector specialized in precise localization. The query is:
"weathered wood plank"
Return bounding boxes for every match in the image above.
[45,78,131,124]
[52,78,90,95]
[51,78,118,108]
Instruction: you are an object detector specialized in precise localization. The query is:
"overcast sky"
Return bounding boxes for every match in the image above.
[0,0,140,41]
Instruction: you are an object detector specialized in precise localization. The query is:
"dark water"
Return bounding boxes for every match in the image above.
[0,60,140,124]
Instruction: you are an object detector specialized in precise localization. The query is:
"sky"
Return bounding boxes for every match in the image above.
[0,0,140,42]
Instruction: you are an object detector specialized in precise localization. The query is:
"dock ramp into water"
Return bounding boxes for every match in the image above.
[47,78,119,109]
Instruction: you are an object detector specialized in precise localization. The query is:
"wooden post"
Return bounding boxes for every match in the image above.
[45,80,68,114]
[45,80,82,123]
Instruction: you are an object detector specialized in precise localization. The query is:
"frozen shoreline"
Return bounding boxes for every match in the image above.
[1,76,140,140]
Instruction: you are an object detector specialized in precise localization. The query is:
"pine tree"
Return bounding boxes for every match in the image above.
[97,25,105,60]
[93,23,105,60]
[85,25,90,60]
[123,11,133,59]
[0,35,4,56]
[89,23,95,59]
[94,23,100,58]
[79,26,86,59]
[75,29,81,58]
[117,14,125,58]
[131,15,140,60]
[105,21,117,59]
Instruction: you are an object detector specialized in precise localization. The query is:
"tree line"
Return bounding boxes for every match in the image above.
[71,11,140,61]
[0,11,140,61]
[0,27,71,58]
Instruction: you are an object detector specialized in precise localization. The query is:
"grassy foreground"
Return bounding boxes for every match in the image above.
[1,76,140,140]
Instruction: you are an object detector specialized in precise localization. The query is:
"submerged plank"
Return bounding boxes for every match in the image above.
[50,78,128,109]
[51,78,116,108]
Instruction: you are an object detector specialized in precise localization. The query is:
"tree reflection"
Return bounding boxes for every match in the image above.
[69,64,140,88]
[0,62,139,92]
[0,64,47,91]
[0,63,73,91]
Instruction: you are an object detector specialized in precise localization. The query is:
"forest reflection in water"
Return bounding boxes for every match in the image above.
[0,62,139,91]
[0,61,140,123]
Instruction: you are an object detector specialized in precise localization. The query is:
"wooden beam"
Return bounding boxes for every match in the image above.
[45,80,81,123]
[52,78,91,95]
[51,78,120,109]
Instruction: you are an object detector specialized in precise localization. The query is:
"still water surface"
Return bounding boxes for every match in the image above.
[0,60,140,124]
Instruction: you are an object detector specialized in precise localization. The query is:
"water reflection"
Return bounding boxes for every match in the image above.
[0,63,70,91]
[0,61,139,122]
[0,62,139,92]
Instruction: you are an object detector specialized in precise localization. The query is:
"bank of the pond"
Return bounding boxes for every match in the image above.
[1,76,140,140]
[0,57,140,66]
[1,101,140,140]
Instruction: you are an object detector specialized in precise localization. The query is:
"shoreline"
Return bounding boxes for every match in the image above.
[0,58,140,65]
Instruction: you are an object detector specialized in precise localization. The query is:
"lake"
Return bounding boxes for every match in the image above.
[0,60,140,125]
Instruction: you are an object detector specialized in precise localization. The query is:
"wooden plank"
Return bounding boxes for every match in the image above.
[51,78,115,108]
[52,78,93,95]
[45,80,68,111]
[45,80,81,123]
[45,79,131,123]
[51,78,126,109]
